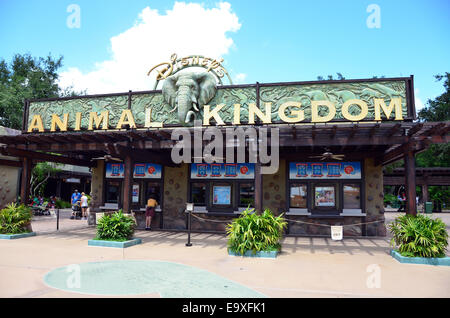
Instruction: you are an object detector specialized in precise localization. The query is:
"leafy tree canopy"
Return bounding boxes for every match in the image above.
[416,73,450,167]
[0,53,83,129]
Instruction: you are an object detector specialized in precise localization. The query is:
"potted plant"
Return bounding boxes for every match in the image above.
[389,214,449,265]
[0,203,35,239]
[226,207,287,258]
[89,210,141,248]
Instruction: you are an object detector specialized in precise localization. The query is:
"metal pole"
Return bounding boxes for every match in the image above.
[56,208,59,231]
[186,210,192,247]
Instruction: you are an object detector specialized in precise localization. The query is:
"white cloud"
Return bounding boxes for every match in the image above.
[59,2,241,94]
[233,73,247,84]
[414,88,425,112]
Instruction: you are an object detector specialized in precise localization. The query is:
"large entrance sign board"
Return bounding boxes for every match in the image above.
[289,162,361,179]
[105,163,162,179]
[25,77,413,132]
[190,163,255,179]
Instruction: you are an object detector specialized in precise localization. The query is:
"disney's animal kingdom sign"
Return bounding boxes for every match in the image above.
[25,57,414,132]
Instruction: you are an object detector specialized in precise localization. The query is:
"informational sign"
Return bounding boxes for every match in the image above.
[213,186,232,205]
[105,163,162,179]
[191,163,254,179]
[315,186,336,207]
[289,162,361,179]
[331,226,343,240]
[132,184,139,203]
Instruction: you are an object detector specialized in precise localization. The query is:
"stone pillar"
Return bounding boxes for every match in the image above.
[404,147,417,216]
[122,155,134,214]
[364,158,386,236]
[88,160,104,226]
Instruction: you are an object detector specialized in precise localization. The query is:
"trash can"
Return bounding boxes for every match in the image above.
[425,202,433,214]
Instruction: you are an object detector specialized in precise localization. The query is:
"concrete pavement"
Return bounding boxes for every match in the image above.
[0,212,449,298]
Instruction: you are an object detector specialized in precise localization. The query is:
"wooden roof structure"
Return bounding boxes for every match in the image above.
[0,121,448,168]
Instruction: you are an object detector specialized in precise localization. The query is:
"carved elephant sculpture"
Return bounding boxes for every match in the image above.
[162,71,217,125]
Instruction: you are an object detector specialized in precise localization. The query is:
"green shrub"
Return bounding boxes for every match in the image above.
[389,214,448,258]
[0,203,33,234]
[95,210,135,241]
[55,200,71,209]
[384,193,399,207]
[226,207,287,255]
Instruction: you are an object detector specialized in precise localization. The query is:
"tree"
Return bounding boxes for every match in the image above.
[416,73,450,167]
[30,162,62,198]
[0,53,84,129]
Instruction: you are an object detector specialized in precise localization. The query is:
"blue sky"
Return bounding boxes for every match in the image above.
[1,0,449,111]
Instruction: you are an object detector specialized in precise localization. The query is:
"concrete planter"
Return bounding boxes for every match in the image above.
[0,232,36,239]
[88,238,142,248]
[228,249,278,258]
[390,250,450,266]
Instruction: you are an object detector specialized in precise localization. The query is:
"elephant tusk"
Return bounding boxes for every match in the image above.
[169,105,177,113]
[191,95,199,111]
[192,103,199,112]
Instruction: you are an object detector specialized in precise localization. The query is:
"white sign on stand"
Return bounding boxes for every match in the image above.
[331,226,343,240]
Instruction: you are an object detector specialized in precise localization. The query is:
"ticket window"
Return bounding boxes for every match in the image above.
[343,184,361,209]
[145,182,162,209]
[290,183,307,208]
[105,181,121,204]
[239,183,255,208]
[191,182,207,207]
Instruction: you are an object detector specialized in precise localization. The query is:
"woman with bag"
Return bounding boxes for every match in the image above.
[146,193,158,231]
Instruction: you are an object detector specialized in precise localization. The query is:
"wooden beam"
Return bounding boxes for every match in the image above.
[387,123,402,137]
[407,123,423,136]
[0,158,22,167]
[0,146,96,167]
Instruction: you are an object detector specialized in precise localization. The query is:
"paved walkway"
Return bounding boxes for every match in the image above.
[0,212,449,298]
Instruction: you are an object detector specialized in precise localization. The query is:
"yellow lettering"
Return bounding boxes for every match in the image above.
[342,99,368,121]
[74,112,82,131]
[145,108,163,128]
[374,98,403,120]
[248,102,272,124]
[116,109,136,129]
[233,104,241,125]
[88,111,109,130]
[203,104,225,126]
[311,101,336,123]
[50,113,69,132]
[27,115,44,132]
[279,102,304,123]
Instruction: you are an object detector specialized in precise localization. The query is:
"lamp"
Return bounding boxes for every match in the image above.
[186,202,194,212]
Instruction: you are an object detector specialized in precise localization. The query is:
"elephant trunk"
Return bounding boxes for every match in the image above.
[177,86,198,125]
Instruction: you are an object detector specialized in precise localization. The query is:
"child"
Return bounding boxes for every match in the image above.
[146,193,158,230]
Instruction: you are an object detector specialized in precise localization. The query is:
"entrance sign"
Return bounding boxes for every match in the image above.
[331,226,343,240]
[289,162,361,179]
[105,163,162,179]
[26,77,411,132]
[191,163,254,179]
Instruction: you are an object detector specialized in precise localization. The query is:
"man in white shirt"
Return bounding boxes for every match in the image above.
[80,192,89,220]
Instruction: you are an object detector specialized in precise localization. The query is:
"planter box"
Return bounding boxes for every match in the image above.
[88,238,142,248]
[228,249,278,258]
[390,250,450,266]
[0,232,36,240]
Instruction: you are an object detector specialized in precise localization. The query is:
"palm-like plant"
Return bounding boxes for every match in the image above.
[226,207,287,255]
[95,209,135,241]
[0,203,32,234]
[389,214,448,258]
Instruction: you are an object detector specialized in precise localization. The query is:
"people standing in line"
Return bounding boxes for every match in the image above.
[80,192,88,220]
[145,192,158,231]
[70,189,81,219]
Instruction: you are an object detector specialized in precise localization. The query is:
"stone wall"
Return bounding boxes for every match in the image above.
[163,164,188,230]
[89,160,104,209]
[364,157,386,236]
[262,159,286,216]
[0,164,20,209]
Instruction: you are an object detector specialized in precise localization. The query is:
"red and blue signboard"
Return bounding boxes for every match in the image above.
[289,162,361,179]
[191,163,255,179]
[106,163,162,179]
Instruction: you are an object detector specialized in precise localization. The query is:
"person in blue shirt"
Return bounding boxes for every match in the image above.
[70,190,82,219]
